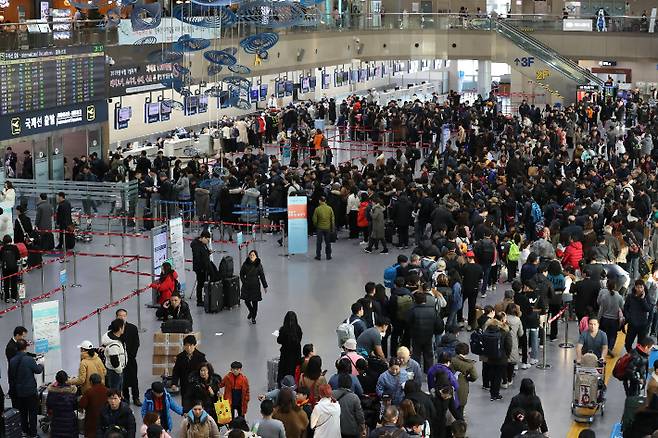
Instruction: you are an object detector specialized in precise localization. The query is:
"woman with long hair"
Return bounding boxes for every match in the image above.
[501,378,548,434]
[150,261,178,306]
[299,355,327,406]
[272,387,309,438]
[240,249,268,324]
[277,311,303,386]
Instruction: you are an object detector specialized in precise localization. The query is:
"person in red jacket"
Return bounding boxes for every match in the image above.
[220,361,250,418]
[562,236,584,272]
[150,262,179,305]
[356,194,371,244]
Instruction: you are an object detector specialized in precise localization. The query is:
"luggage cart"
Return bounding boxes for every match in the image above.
[571,359,606,423]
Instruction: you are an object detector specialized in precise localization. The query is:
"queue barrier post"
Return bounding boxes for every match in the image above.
[105,217,115,247]
[96,308,102,346]
[61,284,68,324]
[121,234,126,264]
[70,250,81,288]
[136,256,145,333]
[559,307,575,349]
[40,262,45,291]
[536,316,551,370]
[109,266,114,302]
[20,301,25,327]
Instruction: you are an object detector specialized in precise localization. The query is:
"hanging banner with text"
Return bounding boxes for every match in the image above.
[169,217,186,291]
[32,300,62,381]
[287,196,308,255]
[150,223,168,306]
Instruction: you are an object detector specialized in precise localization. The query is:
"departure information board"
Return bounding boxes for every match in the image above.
[0,45,105,116]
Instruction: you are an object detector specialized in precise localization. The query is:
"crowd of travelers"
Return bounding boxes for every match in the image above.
[2,85,658,438]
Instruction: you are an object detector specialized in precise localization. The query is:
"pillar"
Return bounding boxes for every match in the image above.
[477,60,491,97]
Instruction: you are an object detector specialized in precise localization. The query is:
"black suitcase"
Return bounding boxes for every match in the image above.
[41,231,55,251]
[2,408,22,438]
[218,256,234,279]
[144,209,154,231]
[204,281,223,313]
[223,275,240,309]
[161,319,192,333]
[27,244,42,268]
[385,221,395,244]
[64,230,76,250]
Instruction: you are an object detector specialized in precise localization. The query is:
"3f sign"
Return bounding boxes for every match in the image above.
[514,57,535,67]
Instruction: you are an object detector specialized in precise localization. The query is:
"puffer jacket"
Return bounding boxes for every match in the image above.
[68,354,107,394]
[101,331,127,374]
[375,369,408,405]
[506,314,524,364]
[407,302,443,342]
[46,383,78,438]
[141,389,184,432]
[179,409,221,438]
[562,241,584,270]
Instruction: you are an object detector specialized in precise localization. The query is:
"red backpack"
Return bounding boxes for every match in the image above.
[612,353,632,380]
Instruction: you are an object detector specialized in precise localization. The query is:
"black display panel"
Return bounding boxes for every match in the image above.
[0,45,105,116]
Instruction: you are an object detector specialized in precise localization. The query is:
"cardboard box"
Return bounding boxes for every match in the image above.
[152,355,177,366]
[153,331,201,344]
[153,345,183,356]
[152,364,174,376]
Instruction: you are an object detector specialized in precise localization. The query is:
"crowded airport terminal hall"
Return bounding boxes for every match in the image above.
[0,0,657,437]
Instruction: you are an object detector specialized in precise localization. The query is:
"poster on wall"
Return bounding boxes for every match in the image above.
[287,196,308,254]
[168,217,186,292]
[150,223,168,305]
[32,300,62,381]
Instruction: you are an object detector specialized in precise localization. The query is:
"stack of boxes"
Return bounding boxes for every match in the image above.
[152,331,201,376]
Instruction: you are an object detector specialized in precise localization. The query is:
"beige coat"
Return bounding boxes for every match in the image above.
[179,414,221,438]
[68,354,106,394]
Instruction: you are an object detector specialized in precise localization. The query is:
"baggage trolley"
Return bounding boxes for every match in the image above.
[571,359,606,423]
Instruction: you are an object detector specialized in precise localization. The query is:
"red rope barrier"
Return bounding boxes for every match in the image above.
[0,256,65,282]
[77,214,284,229]
[548,305,569,324]
[0,286,63,317]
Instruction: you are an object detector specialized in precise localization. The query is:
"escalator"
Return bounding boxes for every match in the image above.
[494,19,604,102]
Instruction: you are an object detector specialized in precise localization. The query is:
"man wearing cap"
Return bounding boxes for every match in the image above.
[461,251,483,330]
[141,381,184,432]
[341,339,365,375]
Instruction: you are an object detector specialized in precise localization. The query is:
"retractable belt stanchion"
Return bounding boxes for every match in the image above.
[136,256,145,333]
[559,305,575,349]
[61,282,68,324]
[109,267,114,302]
[105,217,115,247]
[97,308,102,346]
[40,264,45,292]
[70,250,81,288]
[536,316,552,370]
[20,301,25,326]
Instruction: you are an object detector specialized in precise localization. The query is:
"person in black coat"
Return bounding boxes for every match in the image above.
[277,311,303,386]
[391,193,413,249]
[55,192,73,250]
[240,250,268,324]
[407,293,444,373]
[46,370,78,438]
[97,389,137,438]
[502,378,548,434]
[156,293,193,324]
[13,205,33,244]
[171,334,207,407]
[115,309,141,406]
[190,231,212,306]
[185,362,221,423]
[0,235,20,302]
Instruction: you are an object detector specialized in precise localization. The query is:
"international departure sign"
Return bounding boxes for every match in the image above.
[287,196,308,254]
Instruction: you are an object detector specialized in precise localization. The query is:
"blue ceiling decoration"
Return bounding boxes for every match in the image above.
[222,47,239,56]
[228,64,252,74]
[190,0,233,6]
[172,34,211,52]
[146,49,184,64]
[203,50,237,66]
[173,4,237,28]
[134,36,158,45]
[162,99,184,111]
[204,85,223,97]
[162,77,192,96]
[172,63,191,77]
[223,76,252,89]
[131,3,162,31]
[207,64,224,76]
[258,50,269,60]
[237,1,308,28]
[239,32,279,54]
[70,0,99,10]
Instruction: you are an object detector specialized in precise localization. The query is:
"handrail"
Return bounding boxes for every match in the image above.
[495,19,605,86]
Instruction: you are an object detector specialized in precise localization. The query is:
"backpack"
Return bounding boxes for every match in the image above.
[420,257,439,280]
[336,318,356,348]
[481,330,504,359]
[383,264,399,288]
[396,294,414,321]
[469,329,484,355]
[531,201,543,224]
[613,352,633,380]
[507,241,520,262]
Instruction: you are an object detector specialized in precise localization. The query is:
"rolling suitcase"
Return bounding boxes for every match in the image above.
[2,408,22,438]
[218,256,234,279]
[41,232,55,251]
[267,358,279,391]
[204,281,223,313]
[223,275,240,309]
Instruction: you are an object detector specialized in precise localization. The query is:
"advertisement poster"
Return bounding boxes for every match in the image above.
[168,217,186,291]
[150,224,168,305]
[32,300,61,381]
[287,196,308,255]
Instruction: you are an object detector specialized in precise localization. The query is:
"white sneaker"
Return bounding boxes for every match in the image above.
[514,364,519,371]
[501,382,509,389]
[520,363,530,370]
[359,241,368,246]
[529,358,539,365]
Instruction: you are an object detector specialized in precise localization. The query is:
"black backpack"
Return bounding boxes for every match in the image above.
[218,256,234,279]
[481,329,504,359]
[469,329,484,355]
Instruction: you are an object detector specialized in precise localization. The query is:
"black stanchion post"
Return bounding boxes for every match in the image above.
[96,308,102,346]
[559,308,575,349]
[109,267,114,302]
[71,250,81,288]
[537,316,552,370]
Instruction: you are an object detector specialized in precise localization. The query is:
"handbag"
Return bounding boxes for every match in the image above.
[214,397,232,425]
[328,230,337,243]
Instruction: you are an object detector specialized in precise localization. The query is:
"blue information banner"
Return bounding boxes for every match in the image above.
[287,196,308,255]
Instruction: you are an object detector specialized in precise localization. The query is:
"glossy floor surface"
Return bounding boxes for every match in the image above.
[0,214,626,438]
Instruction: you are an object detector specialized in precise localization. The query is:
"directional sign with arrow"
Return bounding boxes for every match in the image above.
[514,56,535,67]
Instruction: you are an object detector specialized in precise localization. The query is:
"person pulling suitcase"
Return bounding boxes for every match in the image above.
[190,231,213,307]
[239,250,268,324]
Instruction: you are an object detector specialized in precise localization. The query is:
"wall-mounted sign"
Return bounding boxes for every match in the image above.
[563,18,593,31]
[513,57,535,67]
[599,60,617,67]
[0,101,107,140]
[536,69,550,81]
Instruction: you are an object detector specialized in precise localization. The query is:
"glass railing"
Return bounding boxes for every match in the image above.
[495,19,605,86]
[0,12,652,50]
